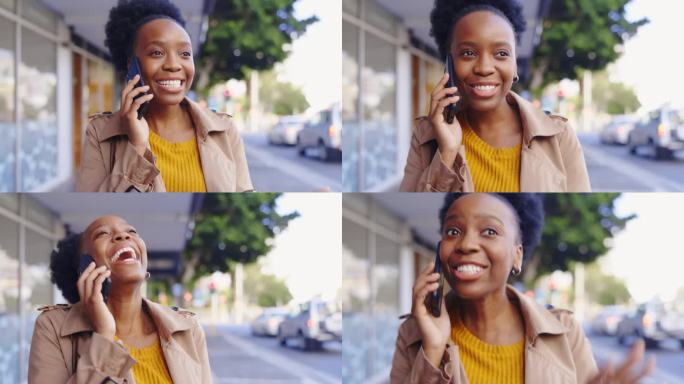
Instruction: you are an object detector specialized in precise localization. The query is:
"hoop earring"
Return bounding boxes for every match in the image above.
[145,272,151,279]
[511,266,521,276]
[513,75,520,84]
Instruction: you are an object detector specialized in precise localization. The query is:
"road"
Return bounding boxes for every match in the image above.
[589,333,684,383]
[242,132,342,192]
[579,133,684,192]
[205,324,341,383]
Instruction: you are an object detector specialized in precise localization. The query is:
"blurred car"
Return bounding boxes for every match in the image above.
[590,305,628,336]
[628,107,684,159]
[268,116,307,145]
[250,307,289,337]
[616,301,684,349]
[278,299,342,351]
[599,115,636,145]
[296,104,342,161]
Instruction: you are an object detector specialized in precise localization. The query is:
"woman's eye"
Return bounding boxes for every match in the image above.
[95,231,110,238]
[445,228,461,236]
[181,51,192,58]
[495,50,510,57]
[128,229,138,234]
[151,50,163,57]
[460,50,475,57]
[482,228,498,236]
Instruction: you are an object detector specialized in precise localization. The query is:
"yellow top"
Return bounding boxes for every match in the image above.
[462,121,521,192]
[451,313,525,384]
[117,336,173,384]
[149,130,207,192]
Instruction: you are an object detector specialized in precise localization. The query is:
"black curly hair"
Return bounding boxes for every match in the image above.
[430,0,527,59]
[104,0,186,75]
[438,193,544,258]
[49,233,83,304]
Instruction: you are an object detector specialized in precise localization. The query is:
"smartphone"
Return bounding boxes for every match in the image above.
[444,54,458,124]
[125,57,149,120]
[424,241,445,317]
[79,254,111,303]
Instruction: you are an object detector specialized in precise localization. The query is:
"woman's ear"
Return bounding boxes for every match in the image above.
[514,244,523,271]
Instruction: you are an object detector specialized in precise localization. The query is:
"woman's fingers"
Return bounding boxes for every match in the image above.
[430,73,449,97]
[614,339,645,379]
[122,85,151,115]
[84,266,107,303]
[430,87,459,114]
[76,261,95,301]
[120,75,140,108]
[92,269,111,299]
[131,93,154,113]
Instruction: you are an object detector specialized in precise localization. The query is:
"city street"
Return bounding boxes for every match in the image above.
[205,324,341,383]
[580,133,684,192]
[589,333,684,383]
[243,132,342,192]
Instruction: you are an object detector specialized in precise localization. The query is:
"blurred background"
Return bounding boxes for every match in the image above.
[0,192,341,383]
[0,0,341,193]
[343,193,684,383]
[342,0,684,192]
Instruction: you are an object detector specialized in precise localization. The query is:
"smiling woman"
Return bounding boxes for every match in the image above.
[76,0,253,192]
[27,215,212,383]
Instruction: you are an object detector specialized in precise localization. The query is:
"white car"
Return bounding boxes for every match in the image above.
[268,116,307,146]
[250,308,289,337]
[278,300,342,350]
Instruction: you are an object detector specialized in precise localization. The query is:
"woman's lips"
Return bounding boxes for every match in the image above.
[155,79,185,93]
[451,263,487,281]
[110,246,140,266]
[468,83,499,99]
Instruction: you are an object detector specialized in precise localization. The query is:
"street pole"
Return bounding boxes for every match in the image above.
[582,70,593,133]
[574,263,586,323]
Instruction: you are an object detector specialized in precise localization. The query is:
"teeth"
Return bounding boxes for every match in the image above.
[456,264,483,274]
[157,80,182,88]
[474,85,496,91]
[111,247,136,263]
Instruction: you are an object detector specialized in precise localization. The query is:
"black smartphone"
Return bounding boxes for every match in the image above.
[444,54,458,124]
[79,254,111,302]
[424,241,444,317]
[125,57,149,120]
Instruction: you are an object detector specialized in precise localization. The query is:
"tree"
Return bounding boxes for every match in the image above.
[585,262,631,305]
[522,193,635,284]
[529,0,648,92]
[181,193,299,284]
[591,70,640,115]
[244,262,293,307]
[258,70,310,115]
[196,0,318,92]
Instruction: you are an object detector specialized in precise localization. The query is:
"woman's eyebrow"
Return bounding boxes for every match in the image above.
[444,214,504,226]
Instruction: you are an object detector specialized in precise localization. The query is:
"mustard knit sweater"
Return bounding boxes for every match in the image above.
[149,130,207,192]
[462,122,521,192]
[116,336,173,384]
[451,315,524,384]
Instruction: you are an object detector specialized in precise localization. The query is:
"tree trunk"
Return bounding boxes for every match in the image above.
[522,252,541,287]
[529,59,549,97]
[196,59,215,96]
[181,251,201,285]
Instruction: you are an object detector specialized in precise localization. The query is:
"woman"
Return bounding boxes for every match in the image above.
[77,0,252,192]
[28,215,212,383]
[390,193,654,383]
[400,0,590,192]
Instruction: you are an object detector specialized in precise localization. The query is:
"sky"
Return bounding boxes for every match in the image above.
[611,0,684,112]
[275,0,341,114]
[600,193,684,303]
[259,193,342,304]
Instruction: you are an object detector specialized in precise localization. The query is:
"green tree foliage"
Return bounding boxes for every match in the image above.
[196,0,318,91]
[181,193,299,283]
[585,263,631,305]
[591,70,640,115]
[259,70,310,115]
[529,0,648,91]
[244,262,293,307]
[522,193,635,283]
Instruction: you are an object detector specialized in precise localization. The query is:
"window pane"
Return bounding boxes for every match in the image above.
[0,16,16,192]
[372,234,400,376]
[362,33,396,190]
[342,0,359,16]
[364,0,396,35]
[0,0,14,12]
[20,27,57,191]
[0,215,20,383]
[20,0,57,32]
[342,21,359,191]
[25,195,54,230]
[0,193,19,213]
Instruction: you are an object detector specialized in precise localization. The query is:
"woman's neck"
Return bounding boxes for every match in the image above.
[107,284,151,337]
[458,288,524,345]
[465,101,522,148]
[145,100,194,140]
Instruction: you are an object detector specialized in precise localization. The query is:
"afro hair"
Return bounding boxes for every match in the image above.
[430,0,527,59]
[104,0,186,75]
[438,193,544,258]
[49,233,82,304]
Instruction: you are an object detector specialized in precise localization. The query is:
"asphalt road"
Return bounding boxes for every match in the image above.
[242,132,342,192]
[580,133,684,192]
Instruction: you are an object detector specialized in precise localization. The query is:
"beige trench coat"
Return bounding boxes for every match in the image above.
[28,298,212,384]
[390,286,599,383]
[399,92,591,192]
[76,97,253,192]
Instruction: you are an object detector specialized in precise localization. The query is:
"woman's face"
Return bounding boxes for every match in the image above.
[440,194,523,300]
[133,18,195,106]
[450,11,517,113]
[82,215,147,284]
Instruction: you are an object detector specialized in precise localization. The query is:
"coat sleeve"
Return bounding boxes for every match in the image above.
[557,123,591,192]
[28,312,135,384]
[226,124,254,192]
[557,311,599,383]
[76,122,160,192]
[389,322,454,384]
[193,321,213,384]
[399,120,468,192]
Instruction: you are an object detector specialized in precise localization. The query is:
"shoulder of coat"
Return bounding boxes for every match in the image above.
[210,109,233,120]
[171,306,197,318]
[37,303,71,312]
[543,110,569,123]
[87,111,113,123]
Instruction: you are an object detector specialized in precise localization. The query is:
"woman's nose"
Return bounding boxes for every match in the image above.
[473,55,495,76]
[457,231,479,253]
[163,55,182,72]
[114,232,131,241]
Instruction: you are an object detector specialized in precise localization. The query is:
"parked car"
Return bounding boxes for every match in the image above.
[590,305,628,336]
[616,301,684,349]
[268,116,307,146]
[296,104,342,161]
[250,307,289,337]
[628,107,684,159]
[278,299,342,351]
[599,115,636,145]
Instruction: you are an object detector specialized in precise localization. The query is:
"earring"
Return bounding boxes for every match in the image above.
[513,75,520,84]
[511,266,521,276]
[145,272,151,279]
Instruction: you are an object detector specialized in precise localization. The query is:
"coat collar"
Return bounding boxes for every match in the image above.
[93,97,228,143]
[414,91,564,147]
[60,297,196,339]
[403,285,569,347]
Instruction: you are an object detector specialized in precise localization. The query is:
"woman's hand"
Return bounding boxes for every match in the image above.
[589,339,656,384]
[77,262,115,340]
[429,73,463,168]
[411,262,451,369]
[120,74,154,156]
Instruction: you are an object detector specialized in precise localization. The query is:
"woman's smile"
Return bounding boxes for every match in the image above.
[450,261,488,281]
[467,82,500,99]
